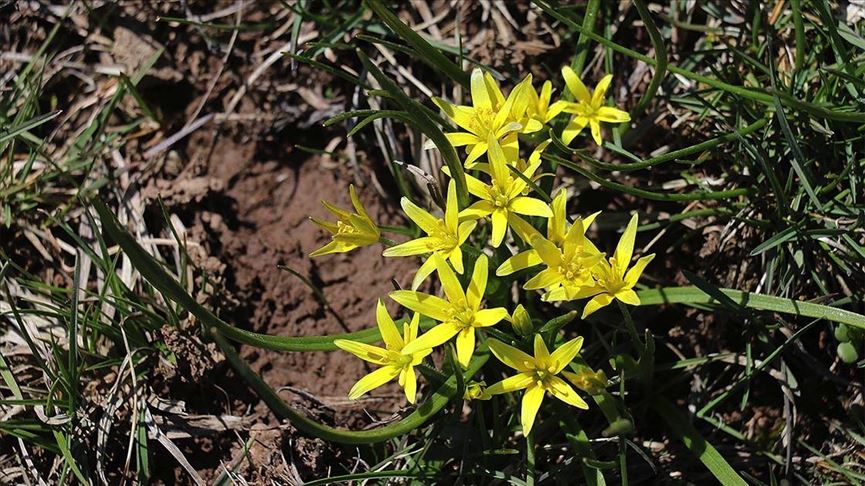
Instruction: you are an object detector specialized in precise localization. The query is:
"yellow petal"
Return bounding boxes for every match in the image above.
[562,116,589,145]
[521,384,545,434]
[483,70,506,107]
[457,220,477,245]
[464,173,492,200]
[403,366,418,404]
[449,247,464,274]
[433,97,475,132]
[596,106,631,123]
[408,312,421,342]
[310,239,354,257]
[510,197,553,218]
[549,190,568,242]
[615,288,640,306]
[507,213,542,244]
[349,185,373,222]
[390,290,452,321]
[464,142,488,168]
[581,293,614,318]
[401,321,461,355]
[496,250,543,276]
[347,365,401,400]
[547,100,568,121]
[455,328,475,367]
[485,372,534,396]
[592,74,613,106]
[382,236,438,257]
[550,336,584,374]
[590,120,603,146]
[538,80,552,112]
[466,254,489,309]
[488,338,535,373]
[546,376,589,409]
[334,339,393,365]
[624,254,655,287]
[614,213,639,278]
[445,131,482,147]
[524,268,564,290]
[445,179,459,234]
[473,308,508,327]
[471,68,492,110]
[486,136,509,185]
[412,256,437,290]
[434,253,466,304]
[400,198,439,235]
[533,334,551,366]
[491,209,508,247]
[461,200,495,220]
[562,66,590,103]
[529,235,562,267]
[376,299,404,351]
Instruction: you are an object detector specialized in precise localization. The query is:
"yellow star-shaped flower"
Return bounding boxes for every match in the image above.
[334,301,432,404]
[485,334,589,434]
[383,180,477,289]
[557,67,631,146]
[392,253,508,367]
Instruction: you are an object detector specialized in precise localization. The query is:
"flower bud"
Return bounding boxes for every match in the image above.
[508,304,534,336]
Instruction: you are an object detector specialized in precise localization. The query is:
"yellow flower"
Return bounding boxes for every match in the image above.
[485,334,588,434]
[458,136,552,247]
[523,220,605,298]
[521,80,565,127]
[334,301,432,404]
[310,184,380,256]
[496,190,599,276]
[545,214,655,318]
[383,180,477,290]
[433,68,536,167]
[557,67,631,146]
[563,367,608,395]
[392,254,508,367]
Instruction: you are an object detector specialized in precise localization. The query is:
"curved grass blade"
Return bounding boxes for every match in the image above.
[365,0,469,87]
[636,287,865,330]
[652,398,747,485]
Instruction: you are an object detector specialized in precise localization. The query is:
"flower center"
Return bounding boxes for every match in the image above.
[336,220,358,235]
[430,221,458,251]
[469,107,497,135]
[557,256,589,282]
[489,184,512,208]
[450,305,475,328]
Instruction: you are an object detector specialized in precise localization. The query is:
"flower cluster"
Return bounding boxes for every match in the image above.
[312,67,652,434]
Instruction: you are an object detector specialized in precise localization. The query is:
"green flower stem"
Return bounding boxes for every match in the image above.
[213,329,488,444]
[630,0,667,120]
[617,301,643,352]
[547,153,752,202]
[526,429,537,486]
[551,116,768,172]
[570,0,601,80]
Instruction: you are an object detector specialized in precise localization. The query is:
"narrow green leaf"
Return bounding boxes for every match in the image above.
[652,398,747,485]
[365,0,469,87]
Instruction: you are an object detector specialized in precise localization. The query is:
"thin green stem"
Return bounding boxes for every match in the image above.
[571,0,600,78]
[631,0,667,118]
[526,429,536,486]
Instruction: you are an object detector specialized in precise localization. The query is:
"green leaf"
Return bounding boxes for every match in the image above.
[364,0,469,87]
[636,286,865,331]
[652,398,747,485]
